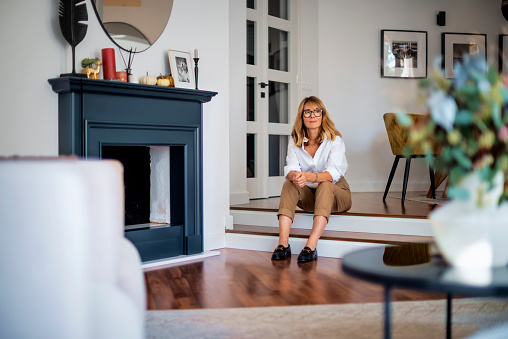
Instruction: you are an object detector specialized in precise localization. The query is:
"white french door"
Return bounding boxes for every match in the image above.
[246,0,300,199]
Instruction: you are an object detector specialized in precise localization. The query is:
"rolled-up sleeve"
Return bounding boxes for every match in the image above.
[283,139,301,179]
[324,138,348,183]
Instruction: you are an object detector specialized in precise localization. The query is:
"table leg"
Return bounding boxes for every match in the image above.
[446,293,452,339]
[384,286,392,339]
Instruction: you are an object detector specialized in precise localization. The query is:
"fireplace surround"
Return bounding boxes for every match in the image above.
[49,77,216,262]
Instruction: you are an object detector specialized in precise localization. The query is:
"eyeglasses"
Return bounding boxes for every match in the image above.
[302,109,323,118]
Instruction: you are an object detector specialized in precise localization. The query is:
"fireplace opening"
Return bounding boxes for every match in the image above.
[102,145,172,230]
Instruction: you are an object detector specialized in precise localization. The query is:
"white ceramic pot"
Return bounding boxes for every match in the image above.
[429,171,508,268]
[430,201,508,268]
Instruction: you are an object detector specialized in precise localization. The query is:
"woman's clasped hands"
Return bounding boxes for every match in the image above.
[290,171,308,188]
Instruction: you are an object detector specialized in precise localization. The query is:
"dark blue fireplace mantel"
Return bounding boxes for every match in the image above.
[49,77,217,262]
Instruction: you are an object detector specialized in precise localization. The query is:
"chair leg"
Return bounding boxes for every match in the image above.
[401,157,412,204]
[429,164,436,199]
[383,156,400,202]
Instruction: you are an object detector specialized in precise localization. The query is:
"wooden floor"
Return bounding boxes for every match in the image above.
[145,248,446,310]
[231,191,442,219]
[145,192,446,310]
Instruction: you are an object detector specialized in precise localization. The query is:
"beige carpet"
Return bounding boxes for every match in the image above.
[388,192,448,205]
[146,298,508,338]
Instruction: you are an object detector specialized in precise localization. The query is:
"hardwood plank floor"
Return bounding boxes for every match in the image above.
[231,192,443,219]
[145,248,446,310]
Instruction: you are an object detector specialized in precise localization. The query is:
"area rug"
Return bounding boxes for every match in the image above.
[388,192,448,205]
[145,298,508,338]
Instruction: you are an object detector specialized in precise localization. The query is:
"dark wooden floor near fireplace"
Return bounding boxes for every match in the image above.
[144,192,446,310]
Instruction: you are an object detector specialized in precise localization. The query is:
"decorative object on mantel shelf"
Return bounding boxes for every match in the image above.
[119,48,136,82]
[401,55,508,268]
[81,58,101,79]
[101,48,116,80]
[194,48,199,90]
[116,71,127,82]
[58,0,88,78]
[139,73,157,85]
[168,49,196,89]
[156,74,174,87]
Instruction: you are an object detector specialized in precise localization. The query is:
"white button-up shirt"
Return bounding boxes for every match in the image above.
[283,136,348,188]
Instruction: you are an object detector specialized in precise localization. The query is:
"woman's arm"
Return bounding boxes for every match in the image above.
[324,137,348,183]
[302,171,333,183]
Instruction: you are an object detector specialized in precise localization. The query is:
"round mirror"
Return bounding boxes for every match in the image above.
[92,0,173,52]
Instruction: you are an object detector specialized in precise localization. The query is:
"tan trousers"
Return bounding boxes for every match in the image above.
[277,177,352,221]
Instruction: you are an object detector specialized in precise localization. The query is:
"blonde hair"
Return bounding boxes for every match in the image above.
[291,96,341,147]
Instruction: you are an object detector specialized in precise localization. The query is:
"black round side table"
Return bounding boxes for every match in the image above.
[341,243,508,339]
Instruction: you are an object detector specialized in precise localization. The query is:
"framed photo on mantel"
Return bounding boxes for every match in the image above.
[381,30,427,79]
[441,32,487,79]
[168,49,195,89]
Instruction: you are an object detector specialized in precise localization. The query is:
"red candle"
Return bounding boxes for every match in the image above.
[101,48,116,80]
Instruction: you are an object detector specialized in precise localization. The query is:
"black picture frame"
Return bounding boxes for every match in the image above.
[499,34,508,74]
[441,32,487,79]
[380,30,427,79]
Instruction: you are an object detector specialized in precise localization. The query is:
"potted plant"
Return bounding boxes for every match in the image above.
[401,55,508,268]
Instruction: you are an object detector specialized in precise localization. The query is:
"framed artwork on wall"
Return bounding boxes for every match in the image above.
[381,30,427,79]
[499,34,508,74]
[168,49,195,89]
[441,33,487,79]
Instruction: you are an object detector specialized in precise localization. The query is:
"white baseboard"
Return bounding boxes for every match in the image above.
[204,233,226,251]
[142,250,220,270]
[230,210,433,237]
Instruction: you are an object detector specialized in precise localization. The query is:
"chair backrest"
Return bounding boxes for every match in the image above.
[383,113,428,156]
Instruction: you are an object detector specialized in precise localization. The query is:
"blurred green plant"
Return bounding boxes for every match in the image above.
[81,57,100,69]
[399,55,508,206]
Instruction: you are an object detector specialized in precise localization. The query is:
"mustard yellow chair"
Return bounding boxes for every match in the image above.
[382,113,436,203]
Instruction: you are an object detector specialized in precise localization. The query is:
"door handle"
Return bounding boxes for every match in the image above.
[258,82,268,88]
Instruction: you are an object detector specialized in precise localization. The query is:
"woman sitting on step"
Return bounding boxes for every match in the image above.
[272,96,352,263]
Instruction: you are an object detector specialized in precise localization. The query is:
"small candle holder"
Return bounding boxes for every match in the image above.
[193,58,199,90]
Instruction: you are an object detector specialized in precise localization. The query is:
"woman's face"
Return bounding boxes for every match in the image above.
[302,102,323,130]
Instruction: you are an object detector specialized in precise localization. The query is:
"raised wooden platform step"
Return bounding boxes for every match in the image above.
[227,224,433,245]
[231,192,439,219]
[227,192,439,259]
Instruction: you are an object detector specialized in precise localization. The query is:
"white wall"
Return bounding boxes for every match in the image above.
[229,0,249,204]
[0,0,230,251]
[318,0,508,192]
[229,0,508,200]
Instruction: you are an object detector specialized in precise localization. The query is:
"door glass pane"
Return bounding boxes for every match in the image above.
[247,77,255,121]
[247,21,255,65]
[268,27,288,71]
[268,81,288,123]
[247,134,256,178]
[268,0,288,20]
[247,0,255,9]
[269,135,288,176]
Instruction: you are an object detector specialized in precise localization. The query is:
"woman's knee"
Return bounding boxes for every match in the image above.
[316,181,334,196]
[281,179,297,192]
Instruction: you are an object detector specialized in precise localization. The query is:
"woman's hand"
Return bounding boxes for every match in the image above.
[290,171,307,188]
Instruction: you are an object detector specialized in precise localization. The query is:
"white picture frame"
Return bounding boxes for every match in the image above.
[441,33,487,79]
[381,30,427,79]
[168,49,195,89]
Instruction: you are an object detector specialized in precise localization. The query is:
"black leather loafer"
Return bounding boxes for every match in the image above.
[271,244,291,260]
[297,246,317,262]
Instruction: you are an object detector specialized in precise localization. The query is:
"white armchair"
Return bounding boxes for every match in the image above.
[0,159,145,339]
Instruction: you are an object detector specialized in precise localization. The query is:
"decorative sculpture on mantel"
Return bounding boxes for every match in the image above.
[82,60,102,79]
[59,0,88,77]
